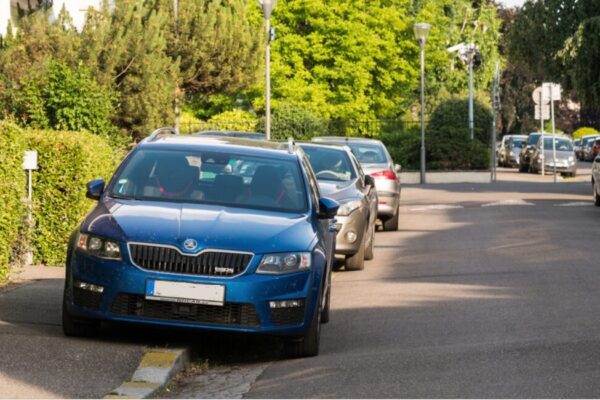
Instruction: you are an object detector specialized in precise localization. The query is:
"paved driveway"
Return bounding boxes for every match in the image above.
[241,173,600,397]
[0,267,144,398]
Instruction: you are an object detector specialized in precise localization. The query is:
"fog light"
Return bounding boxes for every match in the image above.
[74,280,104,293]
[269,299,304,309]
[345,230,357,243]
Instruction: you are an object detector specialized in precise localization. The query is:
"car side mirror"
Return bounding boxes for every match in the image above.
[86,179,105,200]
[318,197,339,219]
[364,175,375,187]
[394,164,402,173]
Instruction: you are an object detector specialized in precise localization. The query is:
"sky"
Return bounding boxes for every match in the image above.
[498,0,526,7]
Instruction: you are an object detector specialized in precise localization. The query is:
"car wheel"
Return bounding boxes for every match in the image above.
[62,294,100,337]
[284,292,321,358]
[519,163,528,173]
[382,208,399,231]
[364,224,375,261]
[344,233,365,271]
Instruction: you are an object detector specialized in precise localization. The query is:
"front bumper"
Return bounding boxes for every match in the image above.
[65,250,321,336]
[534,159,577,174]
[334,213,366,255]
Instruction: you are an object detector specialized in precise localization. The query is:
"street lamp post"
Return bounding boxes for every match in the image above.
[414,22,431,185]
[257,0,277,140]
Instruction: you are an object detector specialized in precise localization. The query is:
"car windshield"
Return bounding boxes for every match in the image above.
[346,143,388,163]
[108,149,307,213]
[512,138,525,148]
[301,146,356,182]
[583,137,598,145]
[541,138,573,151]
[527,134,541,145]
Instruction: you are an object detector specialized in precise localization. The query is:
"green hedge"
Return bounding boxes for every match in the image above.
[0,122,27,279]
[25,130,118,266]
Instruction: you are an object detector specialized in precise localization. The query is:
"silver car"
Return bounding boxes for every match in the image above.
[312,137,401,231]
[530,136,577,177]
[499,135,527,167]
[300,143,378,271]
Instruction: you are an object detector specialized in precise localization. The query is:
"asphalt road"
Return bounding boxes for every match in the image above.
[242,165,600,398]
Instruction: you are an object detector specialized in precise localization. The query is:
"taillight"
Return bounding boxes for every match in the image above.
[371,169,396,180]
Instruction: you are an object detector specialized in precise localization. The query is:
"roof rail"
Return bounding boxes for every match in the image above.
[287,138,295,154]
[144,127,179,143]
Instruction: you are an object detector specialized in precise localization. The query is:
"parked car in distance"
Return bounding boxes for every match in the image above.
[518,132,542,173]
[530,136,577,177]
[578,134,599,160]
[194,130,266,140]
[497,135,514,166]
[311,137,401,231]
[63,130,339,358]
[299,143,378,271]
[500,135,527,167]
[591,138,600,160]
[573,138,582,159]
[583,140,596,161]
[592,155,600,205]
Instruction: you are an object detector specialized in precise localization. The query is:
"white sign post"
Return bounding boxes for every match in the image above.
[22,151,38,266]
[533,87,550,175]
[543,83,561,183]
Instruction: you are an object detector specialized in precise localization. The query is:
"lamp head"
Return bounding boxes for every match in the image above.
[414,22,432,43]
[257,0,278,19]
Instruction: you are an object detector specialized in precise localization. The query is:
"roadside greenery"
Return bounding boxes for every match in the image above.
[0,122,27,279]
[0,121,118,272]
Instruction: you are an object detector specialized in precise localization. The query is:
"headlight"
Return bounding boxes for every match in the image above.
[256,252,311,274]
[77,233,122,260]
[337,199,362,216]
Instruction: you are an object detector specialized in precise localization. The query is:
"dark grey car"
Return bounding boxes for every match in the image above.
[311,137,401,231]
[300,143,378,271]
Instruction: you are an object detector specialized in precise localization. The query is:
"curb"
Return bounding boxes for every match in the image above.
[104,347,190,399]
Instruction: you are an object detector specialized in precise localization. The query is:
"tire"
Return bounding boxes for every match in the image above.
[62,295,100,337]
[519,163,528,173]
[364,224,375,261]
[595,185,600,207]
[344,232,365,271]
[284,293,321,358]
[382,208,399,231]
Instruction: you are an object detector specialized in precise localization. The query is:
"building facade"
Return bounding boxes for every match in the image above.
[0,0,102,36]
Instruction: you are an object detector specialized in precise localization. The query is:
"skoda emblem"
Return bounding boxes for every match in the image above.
[183,239,197,251]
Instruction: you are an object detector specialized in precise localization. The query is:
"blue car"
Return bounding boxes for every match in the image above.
[62,130,339,358]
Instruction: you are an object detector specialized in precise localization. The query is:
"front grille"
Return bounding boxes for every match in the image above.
[110,294,260,327]
[271,306,306,326]
[73,287,102,310]
[129,244,252,277]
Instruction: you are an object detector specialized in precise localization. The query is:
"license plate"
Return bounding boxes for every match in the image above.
[145,280,225,306]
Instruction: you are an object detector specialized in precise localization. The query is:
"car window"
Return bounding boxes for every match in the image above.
[347,143,388,164]
[527,134,540,146]
[301,146,357,182]
[300,154,321,211]
[512,139,525,148]
[109,149,308,213]
[541,138,573,151]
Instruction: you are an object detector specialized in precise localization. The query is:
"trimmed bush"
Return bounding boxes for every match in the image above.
[25,130,118,266]
[426,98,493,170]
[0,122,27,278]
[572,126,599,139]
[208,109,258,132]
[259,102,328,140]
[380,128,420,170]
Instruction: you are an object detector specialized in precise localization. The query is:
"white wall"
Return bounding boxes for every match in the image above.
[0,0,10,37]
[50,0,101,32]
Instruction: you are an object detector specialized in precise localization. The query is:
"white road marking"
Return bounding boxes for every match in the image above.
[554,202,593,207]
[410,204,464,212]
[481,199,535,207]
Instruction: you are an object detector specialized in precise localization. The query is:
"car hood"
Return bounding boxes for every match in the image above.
[317,180,359,201]
[82,200,316,254]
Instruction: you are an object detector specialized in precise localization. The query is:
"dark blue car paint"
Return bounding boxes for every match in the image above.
[64,137,336,337]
